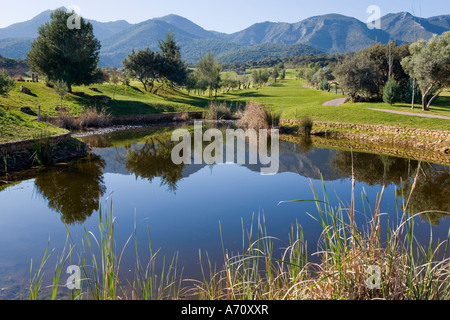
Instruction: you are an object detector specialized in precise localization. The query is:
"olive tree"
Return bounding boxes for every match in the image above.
[401,31,450,111]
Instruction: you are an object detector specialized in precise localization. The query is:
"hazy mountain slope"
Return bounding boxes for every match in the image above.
[0,8,131,41]
[0,10,449,66]
[227,14,391,53]
[380,12,449,43]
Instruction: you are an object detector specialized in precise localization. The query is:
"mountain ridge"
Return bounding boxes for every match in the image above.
[0,9,448,66]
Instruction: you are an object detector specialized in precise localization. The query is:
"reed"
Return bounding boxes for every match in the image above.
[32,131,54,166]
[28,168,450,300]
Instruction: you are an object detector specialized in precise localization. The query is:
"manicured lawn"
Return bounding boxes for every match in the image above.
[1,72,449,143]
[0,109,66,143]
[0,80,209,142]
[216,76,450,131]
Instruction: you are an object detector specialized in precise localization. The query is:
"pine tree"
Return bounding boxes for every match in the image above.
[27,9,101,92]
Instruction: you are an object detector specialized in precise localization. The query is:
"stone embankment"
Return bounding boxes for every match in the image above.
[0,133,89,175]
[280,119,450,165]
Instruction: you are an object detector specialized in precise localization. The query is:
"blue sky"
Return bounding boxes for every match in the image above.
[1,0,448,32]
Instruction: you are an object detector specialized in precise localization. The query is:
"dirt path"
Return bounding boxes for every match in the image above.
[369,108,450,120]
[322,98,347,106]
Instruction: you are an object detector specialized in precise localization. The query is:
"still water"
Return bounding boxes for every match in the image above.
[1,124,449,299]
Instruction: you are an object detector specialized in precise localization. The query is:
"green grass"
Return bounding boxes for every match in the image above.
[0,109,65,143]
[215,76,450,131]
[1,72,449,144]
[0,80,209,143]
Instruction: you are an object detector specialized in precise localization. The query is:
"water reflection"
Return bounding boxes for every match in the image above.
[34,155,106,224]
[331,150,450,225]
[401,163,450,226]
[2,125,448,226]
[125,138,187,192]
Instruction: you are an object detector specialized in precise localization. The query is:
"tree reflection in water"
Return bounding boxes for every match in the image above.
[125,138,187,193]
[331,151,450,225]
[34,155,106,224]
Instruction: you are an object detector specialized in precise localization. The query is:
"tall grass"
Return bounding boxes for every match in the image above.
[28,199,181,300]
[57,106,111,130]
[204,101,233,120]
[237,102,282,130]
[297,116,314,136]
[28,169,450,300]
[32,131,54,166]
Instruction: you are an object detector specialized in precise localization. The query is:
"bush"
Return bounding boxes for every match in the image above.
[204,101,233,120]
[0,69,15,97]
[57,106,111,130]
[318,80,330,91]
[264,108,282,128]
[298,116,314,136]
[78,106,111,128]
[237,102,271,130]
[383,78,401,105]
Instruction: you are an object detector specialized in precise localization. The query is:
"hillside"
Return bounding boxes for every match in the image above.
[0,10,449,66]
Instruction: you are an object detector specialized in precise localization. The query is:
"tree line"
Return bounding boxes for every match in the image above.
[297,33,450,111]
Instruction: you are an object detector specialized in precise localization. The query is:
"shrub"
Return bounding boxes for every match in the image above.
[78,106,111,128]
[0,69,15,97]
[56,106,111,130]
[383,78,401,105]
[237,102,269,130]
[298,116,314,136]
[237,102,282,130]
[318,80,330,91]
[173,112,190,122]
[264,108,282,128]
[204,101,233,120]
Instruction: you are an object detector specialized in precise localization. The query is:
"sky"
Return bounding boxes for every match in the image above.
[0,0,448,33]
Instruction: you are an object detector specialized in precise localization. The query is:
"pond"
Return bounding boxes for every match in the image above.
[0,123,449,299]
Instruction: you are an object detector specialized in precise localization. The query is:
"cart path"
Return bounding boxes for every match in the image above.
[322,98,347,106]
[369,108,450,120]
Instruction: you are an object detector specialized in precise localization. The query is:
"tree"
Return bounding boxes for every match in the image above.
[334,54,377,100]
[312,67,335,89]
[272,65,280,83]
[198,52,221,98]
[109,67,120,99]
[54,80,68,107]
[157,32,188,87]
[185,72,198,96]
[123,48,163,92]
[383,77,401,105]
[0,69,15,97]
[27,9,101,92]
[401,32,450,111]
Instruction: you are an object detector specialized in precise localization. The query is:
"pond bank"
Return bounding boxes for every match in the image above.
[280,119,450,165]
[0,133,89,175]
[2,115,449,175]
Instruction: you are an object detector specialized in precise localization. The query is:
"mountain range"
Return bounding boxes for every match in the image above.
[0,9,449,67]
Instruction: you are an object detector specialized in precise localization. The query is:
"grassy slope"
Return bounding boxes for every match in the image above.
[1,70,449,143]
[0,80,209,143]
[217,71,450,131]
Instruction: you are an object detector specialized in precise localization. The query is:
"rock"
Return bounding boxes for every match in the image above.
[88,95,111,104]
[55,106,68,112]
[89,87,100,92]
[20,107,33,114]
[72,91,86,97]
[19,86,31,94]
